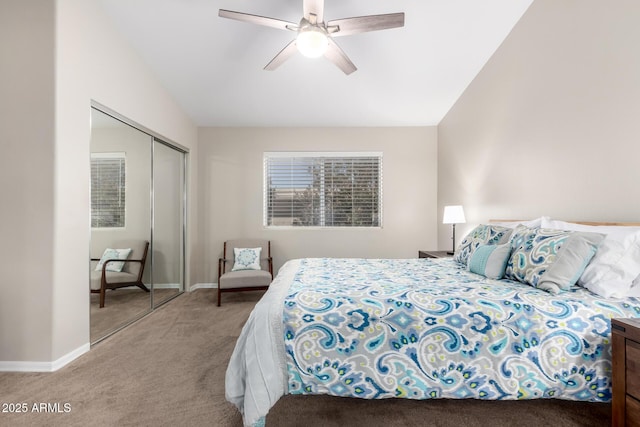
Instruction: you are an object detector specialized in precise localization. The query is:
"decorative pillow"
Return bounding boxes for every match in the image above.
[467,243,512,280]
[505,227,604,294]
[541,217,640,298]
[453,224,513,266]
[95,248,132,272]
[232,247,262,271]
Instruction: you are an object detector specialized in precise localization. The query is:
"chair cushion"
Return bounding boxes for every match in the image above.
[90,270,138,290]
[219,270,272,289]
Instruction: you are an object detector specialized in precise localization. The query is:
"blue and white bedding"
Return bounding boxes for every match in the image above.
[226,258,640,427]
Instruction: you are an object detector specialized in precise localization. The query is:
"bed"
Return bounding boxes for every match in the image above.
[225,219,640,427]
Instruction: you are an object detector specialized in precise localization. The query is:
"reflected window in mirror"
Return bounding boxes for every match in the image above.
[91,152,126,228]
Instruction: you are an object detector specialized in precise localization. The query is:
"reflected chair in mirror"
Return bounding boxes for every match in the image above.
[217,239,273,306]
[91,240,150,308]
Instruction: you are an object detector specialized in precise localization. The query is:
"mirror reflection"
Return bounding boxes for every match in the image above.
[90,106,187,344]
[152,140,185,306]
[90,108,152,343]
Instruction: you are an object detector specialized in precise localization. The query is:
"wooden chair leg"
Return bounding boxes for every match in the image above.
[137,283,150,292]
[99,288,106,308]
[217,286,221,307]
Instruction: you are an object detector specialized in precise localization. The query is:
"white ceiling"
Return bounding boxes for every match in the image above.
[98,0,533,127]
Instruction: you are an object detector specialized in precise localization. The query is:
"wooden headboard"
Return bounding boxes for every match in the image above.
[490,219,640,227]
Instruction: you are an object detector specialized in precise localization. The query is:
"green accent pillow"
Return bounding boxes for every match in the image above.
[467,243,512,280]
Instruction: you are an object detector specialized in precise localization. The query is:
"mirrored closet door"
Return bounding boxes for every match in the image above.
[152,139,185,307]
[90,105,186,344]
[90,108,152,343]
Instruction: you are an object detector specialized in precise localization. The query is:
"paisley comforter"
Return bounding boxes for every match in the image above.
[226,258,640,427]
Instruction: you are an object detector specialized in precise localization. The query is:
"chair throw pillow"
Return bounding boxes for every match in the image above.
[232,247,262,271]
[467,243,512,280]
[505,227,604,294]
[95,248,132,273]
[453,224,513,266]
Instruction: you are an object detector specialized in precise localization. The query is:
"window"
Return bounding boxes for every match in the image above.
[91,153,126,228]
[264,152,382,227]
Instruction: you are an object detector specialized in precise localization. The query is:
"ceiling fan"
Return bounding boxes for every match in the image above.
[218,0,404,75]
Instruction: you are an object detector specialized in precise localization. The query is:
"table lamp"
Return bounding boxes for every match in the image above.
[443,205,466,255]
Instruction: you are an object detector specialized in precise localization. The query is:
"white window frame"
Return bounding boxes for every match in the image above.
[263,151,383,229]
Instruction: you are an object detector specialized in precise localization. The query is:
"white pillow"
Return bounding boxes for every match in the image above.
[95,248,132,272]
[541,218,640,298]
[232,247,262,271]
[628,274,640,298]
[491,216,548,229]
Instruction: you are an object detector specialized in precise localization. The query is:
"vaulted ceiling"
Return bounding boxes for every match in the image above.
[98,0,533,126]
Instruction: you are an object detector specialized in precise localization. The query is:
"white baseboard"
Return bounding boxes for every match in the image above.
[0,343,90,372]
[188,282,217,291]
[153,283,182,289]
[108,283,214,292]
[105,283,182,290]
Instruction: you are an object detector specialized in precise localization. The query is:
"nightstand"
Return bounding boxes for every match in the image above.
[612,317,640,427]
[418,250,453,259]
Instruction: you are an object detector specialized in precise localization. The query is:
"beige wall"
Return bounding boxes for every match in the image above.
[437,0,640,249]
[0,0,197,367]
[196,127,438,281]
[0,0,56,365]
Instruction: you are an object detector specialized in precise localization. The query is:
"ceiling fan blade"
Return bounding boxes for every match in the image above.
[219,9,297,31]
[328,13,404,37]
[303,0,325,23]
[324,38,356,75]
[264,40,299,71]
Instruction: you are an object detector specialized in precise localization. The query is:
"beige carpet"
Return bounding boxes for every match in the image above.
[90,288,180,342]
[1,290,609,426]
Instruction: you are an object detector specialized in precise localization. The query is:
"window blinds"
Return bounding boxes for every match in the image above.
[264,152,382,227]
[91,154,126,228]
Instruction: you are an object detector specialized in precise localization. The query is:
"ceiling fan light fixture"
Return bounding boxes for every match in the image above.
[219,2,405,74]
[296,27,328,58]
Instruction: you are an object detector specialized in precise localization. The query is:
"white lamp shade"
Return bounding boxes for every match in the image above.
[443,205,466,224]
[296,28,329,58]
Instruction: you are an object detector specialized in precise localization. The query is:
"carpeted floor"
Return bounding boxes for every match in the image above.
[90,288,180,342]
[1,290,610,426]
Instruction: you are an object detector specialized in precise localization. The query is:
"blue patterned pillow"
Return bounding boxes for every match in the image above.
[467,243,512,279]
[232,247,262,271]
[505,227,604,294]
[453,224,513,266]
